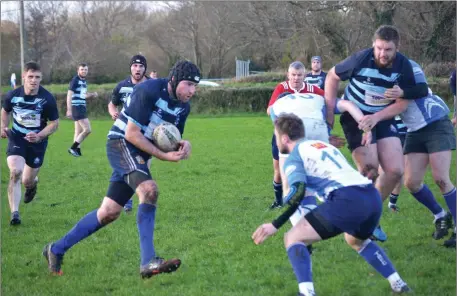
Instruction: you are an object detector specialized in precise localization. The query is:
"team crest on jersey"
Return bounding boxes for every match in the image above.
[311,142,327,149]
[135,155,145,165]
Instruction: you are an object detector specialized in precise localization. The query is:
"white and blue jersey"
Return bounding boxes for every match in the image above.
[283,139,371,203]
[399,60,449,132]
[111,76,150,110]
[108,78,190,141]
[2,86,59,138]
[270,93,329,142]
[304,72,327,90]
[336,48,416,114]
[68,75,87,106]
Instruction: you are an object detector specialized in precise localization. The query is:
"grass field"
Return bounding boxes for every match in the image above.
[1,116,456,296]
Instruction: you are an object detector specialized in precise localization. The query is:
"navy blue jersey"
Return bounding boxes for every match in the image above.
[68,75,87,106]
[111,76,150,108]
[2,86,59,137]
[108,78,190,141]
[304,72,327,90]
[336,48,415,114]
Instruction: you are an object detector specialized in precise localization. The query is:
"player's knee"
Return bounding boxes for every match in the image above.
[383,165,403,181]
[98,206,121,225]
[361,165,378,182]
[83,126,92,135]
[283,231,301,249]
[344,234,365,251]
[433,177,451,193]
[9,169,22,183]
[404,177,422,193]
[141,182,159,205]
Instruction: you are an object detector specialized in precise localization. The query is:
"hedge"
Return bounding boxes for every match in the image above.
[1,80,454,117]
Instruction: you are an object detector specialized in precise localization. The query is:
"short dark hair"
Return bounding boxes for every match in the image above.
[274,113,305,141]
[24,61,41,72]
[373,25,400,47]
[78,63,88,68]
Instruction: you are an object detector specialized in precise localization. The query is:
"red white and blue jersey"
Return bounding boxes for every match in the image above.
[268,81,324,107]
[336,48,416,114]
[107,78,190,141]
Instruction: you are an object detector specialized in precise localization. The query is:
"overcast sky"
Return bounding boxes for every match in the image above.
[1,1,173,22]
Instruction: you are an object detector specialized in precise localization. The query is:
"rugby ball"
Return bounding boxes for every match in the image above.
[152,123,181,152]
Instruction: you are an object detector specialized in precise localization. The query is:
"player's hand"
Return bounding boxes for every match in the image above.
[358,114,379,131]
[92,92,98,98]
[1,127,9,139]
[329,134,346,148]
[252,223,278,245]
[110,111,119,121]
[361,131,372,147]
[451,117,456,127]
[384,85,404,100]
[163,150,186,162]
[24,132,42,143]
[66,110,72,119]
[178,140,192,159]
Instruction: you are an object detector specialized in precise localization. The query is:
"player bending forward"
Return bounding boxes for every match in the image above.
[252,114,411,295]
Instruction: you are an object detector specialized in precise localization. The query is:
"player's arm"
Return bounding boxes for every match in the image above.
[358,99,409,131]
[267,84,283,115]
[124,85,184,162]
[252,182,306,245]
[1,108,11,138]
[108,85,122,120]
[1,92,13,138]
[272,182,307,229]
[66,90,73,118]
[324,67,340,130]
[125,122,182,161]
[386,60,428,100]
[336,100,365,123]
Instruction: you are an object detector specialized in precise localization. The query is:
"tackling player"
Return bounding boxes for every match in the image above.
[252,114,411,295]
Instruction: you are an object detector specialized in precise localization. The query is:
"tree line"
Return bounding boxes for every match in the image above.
[1,1,455,84]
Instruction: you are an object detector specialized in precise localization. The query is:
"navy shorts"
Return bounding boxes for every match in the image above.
[72,105,88,121]
[403,117,456,154]
[305,184,382,240]
[271,133,279,160]
[340,112,399,152]
[6,131,48,168]
[106,138,152,183]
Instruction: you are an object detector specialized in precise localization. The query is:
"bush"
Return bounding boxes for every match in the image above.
[424,62,456,78]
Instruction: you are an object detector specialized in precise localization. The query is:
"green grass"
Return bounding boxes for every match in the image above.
[1,116,456,296]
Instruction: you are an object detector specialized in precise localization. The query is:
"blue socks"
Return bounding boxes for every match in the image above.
[443,188,456,225]
[273,181,283,204]
[412,184,443,215]
[52,210,103,255]
[137,203,157,266]
[358,240,396,278]
[287,243,313,283]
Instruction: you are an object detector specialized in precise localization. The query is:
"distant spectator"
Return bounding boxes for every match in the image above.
[304,56,327,90]
[150,70,158,79]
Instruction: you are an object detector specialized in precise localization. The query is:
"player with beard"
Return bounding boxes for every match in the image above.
[324,25,428,242]
[108,55,150,212]
[67,63,98,157]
